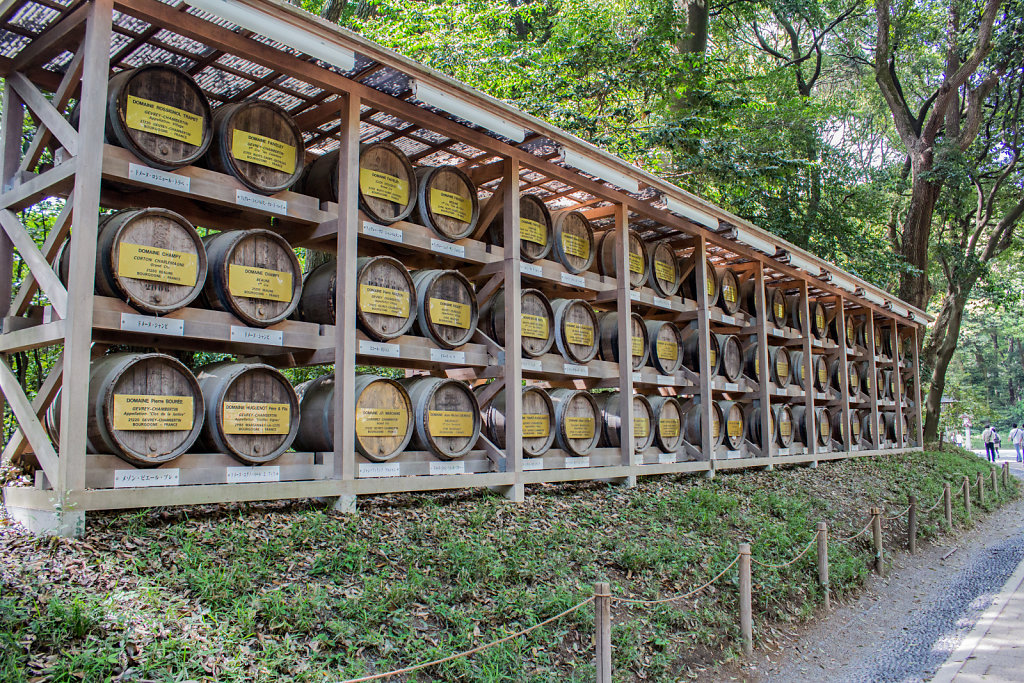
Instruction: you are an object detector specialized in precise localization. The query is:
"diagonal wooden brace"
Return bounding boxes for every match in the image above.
[1,353,62,466]
[9,73,79,157]
[11,193,73,316]
[20,50,85,174]
[0,355,59,482]
[0,209,68,318]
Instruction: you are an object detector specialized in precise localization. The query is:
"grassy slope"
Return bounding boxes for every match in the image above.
[0,448,1016,682]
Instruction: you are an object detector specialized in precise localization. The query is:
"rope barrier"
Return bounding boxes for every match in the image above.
[751,534,818,569]
[832,518,874,544]
[339,597,595,682]
[614,555,741,606]
[883,505,912,522]
[923,492,944,513]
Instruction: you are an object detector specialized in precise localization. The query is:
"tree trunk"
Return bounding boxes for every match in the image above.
[898,168,941,309]
[924,284,972,441]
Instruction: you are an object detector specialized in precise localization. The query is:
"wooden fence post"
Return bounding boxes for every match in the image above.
[976,471,984,507]
[908,495,917,554]
[944,482,952,529]
[1003,462,1009,489]
[594,582,612,683]
[991,467,998,497]
[739,543,752,656]
[871,508,883,575]
[817,521,830,610]
[963,475,971,523]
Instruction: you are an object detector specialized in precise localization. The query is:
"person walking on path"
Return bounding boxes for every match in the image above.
[983,424,998,462]
[1011,423,1024,462]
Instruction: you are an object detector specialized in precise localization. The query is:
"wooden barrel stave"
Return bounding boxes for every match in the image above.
[597,311,649,369]
[551,298,600,364]
[486,193,553,262]
[769,345,791,387]
[411,269,479,349]
[548,388,602,456]
[414,165,480,241]
[478,385,556,457]
[550,210,595,274]
[205,99,304,194]
[401,376,481,460]
[480,288,554,358]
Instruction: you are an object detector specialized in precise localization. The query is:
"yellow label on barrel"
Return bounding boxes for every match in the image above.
[228,264,293,302]
[565,322,594,346]
[522,413,550,438]
[520,218,547,246]
[634,416,650,438]
[661,418,680,438]
[707,274,716,297]
[774,301,785,320]
[429,298,471,329]
[866,375,872,389]
[818,363,827,385]
[359,284,410,318]
[231,129,296,174]
[780,420,792,437]
[428,410,474,437]
[564,416,594,439]
[117,243,198,286]
[656,339,678,362]
[222,402,290,435]
[816,310,825,330]
[124,95,203,146]
[776,359,789,380]
[755,357,760,375]
[561,232,590,260]
[355,406,408,437]
[429,188,472,222]
[800,364,805,380]
[654,259,674,283]
[629,252,644,274]
[846,320,854,339]
[112,394,193,431]
[522,314,549,340]
[850,367,860,389]
[710,347,717,366]
[360,168,409,204]
[723,282,737,303]
[632,336,644,357]
[727,420,742,437]
[712,416,720,438]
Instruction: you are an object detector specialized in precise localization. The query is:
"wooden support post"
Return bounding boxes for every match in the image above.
[502,157,524,501]
[694,237,715,472]
[871,507,883,575]
[753,262,771,461]
[1003,462,1009,489]
[908,495,917,554]
[944,482,952,528]
[911,326,924,447]
[332,92,361,509]
[866,311,880,449]
[594,582,612,683]
[991,467,998,500]
[799,280,816,454]
[835,297,852,452]
[613,203,635,484]
[0,82,23,319]
[739,542,753,655]
[817,521,830,610]
[963,475,971,522]
[891,319,904,446]
[976,471,984,507]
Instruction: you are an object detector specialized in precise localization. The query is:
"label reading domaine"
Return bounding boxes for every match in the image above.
[226,466,280,484]
[120,312,184,337]
[430,348,465,364]
[236,190,288,216]
[230,325,283,346]
[520,262,543,277]
[114,469,179,488]
[128,163,191,192]
[363,221,404,243]
[359,339,400,358]
[358,462,401,478]
[430,238,465,258]
[560,272,586,287]
[429,461,466,476]
[565,456,590,469]
[563,363,589,377]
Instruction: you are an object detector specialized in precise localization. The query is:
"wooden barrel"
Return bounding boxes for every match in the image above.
[768,345,791,387]
[480,288,554,358]
[646,320,684,375]
[648,241,680,297]
[850,316,866,347]
[850,410,863,443]
[104,64,213,170]
[683,399,725,449]
[293,374,413,461]
[58,208,207,315]
[551,210,595,274]
[717,268,742,314]
[878,369,892,399]
[414,165,479,241]
[598,392,655,451]
[829,408,851,446]
[847,361,861,396]
[828,359,845,393]
[815,407,833,446]
[485,193,553,262]
[551,298,600,364]
[774,405,795,447]
[791,405,810,445]
[719,400,746,450]
[878,326,893,357]
[400,376,481,460]
[411,269,479,349]
[596,229,648,289]
[681,325,719,374]
[202,229,302,327]
[195,361,299,464]
[882,412,898,442]
[742,341,761,381]
[813,355,829,393]
[80,352,203,466]
[548,388,602,456]
[680,255,719,306]
[765,287,788,327]
[784,294,807,332]
[811,302,828,339]
[301,143,418,224]
[478,385,556,457]
[648,395,684,453]
[747,402,775,447]
[597,311,649,369]
[789,350,808,389]
[204,100,304,194]
[715,334,743,381]
[860,411,878,444]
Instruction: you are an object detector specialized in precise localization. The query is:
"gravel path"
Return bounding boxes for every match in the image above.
[746,455,1024,683]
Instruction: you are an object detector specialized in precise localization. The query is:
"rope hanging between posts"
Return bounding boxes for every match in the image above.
[614,555,741,606]
[923,493,944,513]
[883,505,912,522]
[750,534,819,569]
[832,518,874,544]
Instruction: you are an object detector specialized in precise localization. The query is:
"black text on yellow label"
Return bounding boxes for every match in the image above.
[360,168,410,204]
[113,394,193,431]
[117,243,198,286]
[520,218,547,246]
[228,264,293,302]
[522,413,550,438]
[360,284,410,318]
[356,406,409,438]
[427,410,474,437]
[522,314,549,340]
[429,298,471,329]
[429,188,472,222]
[231,129,297,174]
[222,402,290,435]
[125,95,203,146]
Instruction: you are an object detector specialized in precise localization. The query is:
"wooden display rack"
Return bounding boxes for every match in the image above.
[0,0,927,536]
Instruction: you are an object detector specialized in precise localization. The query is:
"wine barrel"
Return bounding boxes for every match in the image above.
[848,361,861,396]
[647,320,684,375]
[648,241,680,297]
[598,392,655,451]
[860,410,879,444]
[411,269,479,349]
[811,302,828,339]
[400,376,481,460]
[683,398,725,449]
[789,351,808,389]
[774,404,795,448]
[829,408,852,446]
[597,311,649,369]
[713,334,742,381]
[815,407,833,446]
[301,143,418,224]
[478,385,556,457]
[480,288,554,358]
[57,208,206,315]
[681,325,720,374]
[195,361,299,464]
[548,388,602,456]
[878,369,893,399]
[769,345,791,387]
[813,355,829,393]
[680,255,719,306]
[596,229,648,289]
[202,229,302,327]
[850,315,866,348]
[414,165,480,241]
[485,193,553,262]
[742,341,761,381]
[878,325,893,357]
[791,405,810,445]
[719,400,746,450]
[784,293,807,332]
[717,268,742,314]
[850,410,863,443]
[747,401,775,447]
[204,99,303,194]
[551,298,600,364]
[294,374,413,461]
[738,280,784,321]
[882,412,898,442]
[648,395,684,453]
[76,352,204,467]
[551,210,595,274]
[103,64,213,170]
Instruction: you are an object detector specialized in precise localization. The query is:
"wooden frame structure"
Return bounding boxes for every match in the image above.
[0,0,928,536]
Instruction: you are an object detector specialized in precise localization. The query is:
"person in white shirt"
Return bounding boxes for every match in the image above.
[1010,423,1024,463]
[982,424,997,462]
